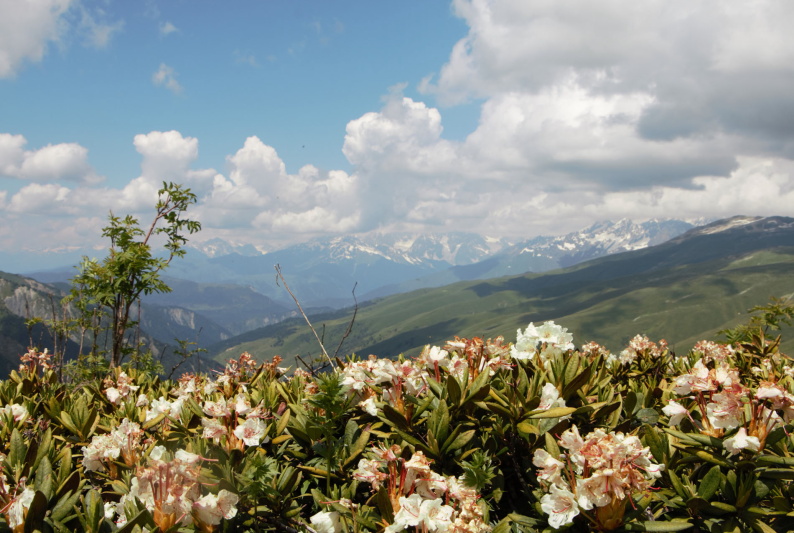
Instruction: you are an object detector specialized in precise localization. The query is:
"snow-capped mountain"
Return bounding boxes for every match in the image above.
[362,219,702,298]
[187,238,265,258]
[169,220,701,309]
[505,218,698,270]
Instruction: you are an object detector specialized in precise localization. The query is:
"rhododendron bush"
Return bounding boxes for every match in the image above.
[2,315,794,532]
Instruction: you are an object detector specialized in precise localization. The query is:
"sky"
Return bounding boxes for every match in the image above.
[2,0,794,272]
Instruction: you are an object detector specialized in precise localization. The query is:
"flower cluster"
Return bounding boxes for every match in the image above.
[511,321,574,363]
[82,418,145,475]
[18,347,53,375]
[115,446,238,531]
[352,446,490,533]
[533,426,664,530]
[341,356,428,415]
[103,371,140,405]
[608,334,668,366]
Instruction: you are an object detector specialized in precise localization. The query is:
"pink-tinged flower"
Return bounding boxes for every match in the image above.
[386,494,454,533]
[202,398,231,418]
[0,403,29,424]
[5,487,35,529]
[201,417,226,442]
[540,484,580,529]
[234,394,252,416]
[532,449,566,487]
[192,490,239,526]
[693,340,734,363]
[558,425,585,455]
[673,360,713,395]
[352,458,388,490]
[662,400,690,426]
[233,417,266,446]
[724,427,761,455]
[577,470,617,508]
[310,511,343,533]
[358,397,378,416]
[706,391,744,430]
[756,382,786,400]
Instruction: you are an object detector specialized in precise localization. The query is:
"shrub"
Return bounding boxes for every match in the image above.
[1,313,794,532]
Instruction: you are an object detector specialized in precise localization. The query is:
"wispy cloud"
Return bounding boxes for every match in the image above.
[159,21,178,36]
[152,63,183,95]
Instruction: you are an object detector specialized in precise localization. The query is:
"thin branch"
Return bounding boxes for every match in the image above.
[333,282,358,360]
[274,264,335,371]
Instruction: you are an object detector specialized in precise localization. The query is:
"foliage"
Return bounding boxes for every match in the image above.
[2,302,794,532]
[67,182,201,368]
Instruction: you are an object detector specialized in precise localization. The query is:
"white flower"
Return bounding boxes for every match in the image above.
[202,417,226,441]
[310,511,343,533]
[105,387,122,404]
[386,494,454,533]
[724,427,761,455]
[175,449,201,464]
[358,397,378,416]
[540,484,580,529]
[533,449,566,487]
[149,445,168,462]
[6,487,36,528]
[427,346,449,363]
[538,383,566,411]
[662,400,689,426]
[193,490,239,526]
[233,417,267,446]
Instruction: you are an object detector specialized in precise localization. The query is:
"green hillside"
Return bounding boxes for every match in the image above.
[208,218,794,365]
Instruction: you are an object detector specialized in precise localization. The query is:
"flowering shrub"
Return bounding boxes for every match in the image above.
[1,314,794,532]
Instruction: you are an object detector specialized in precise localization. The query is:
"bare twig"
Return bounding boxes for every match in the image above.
[333,282,358,359]
[274,264,335,371]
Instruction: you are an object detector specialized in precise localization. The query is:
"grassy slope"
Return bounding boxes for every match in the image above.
[210,243,794,366]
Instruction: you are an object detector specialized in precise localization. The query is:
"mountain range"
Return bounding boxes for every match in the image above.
[205,215,794,367]
[3,217,705,371]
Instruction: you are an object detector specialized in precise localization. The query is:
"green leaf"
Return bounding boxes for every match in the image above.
[636,408,660,426]
[446,374,462,407]
[380,404,410,431]
[643,425,667,463]
[276,409,291,435]
[697,465,723,500]
[623,520,693,531]
[23,490,48,533]
[443,429,476,454]
[33,456,53,500]
[527,406,576,419]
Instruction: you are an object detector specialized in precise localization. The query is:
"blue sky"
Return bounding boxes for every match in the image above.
[3,0,794,272]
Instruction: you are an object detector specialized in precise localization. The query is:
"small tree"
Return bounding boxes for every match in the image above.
[69,182,201,368]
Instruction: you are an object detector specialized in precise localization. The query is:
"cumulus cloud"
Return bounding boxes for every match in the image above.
[0,0,123,77]
[429,0,794,147]
[152,63,183,94]
[0,0,72,77]
[0,133,102,184]
[200,136,360,234]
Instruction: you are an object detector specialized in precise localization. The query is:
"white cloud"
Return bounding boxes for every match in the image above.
[0,0,73,78]
[200,136,360,235]
[0,133,102,184]
[430,0,794,146]
[78,6,123,48]
[7,182,71,213]
[152,63,183,94]
[159,21,178,36]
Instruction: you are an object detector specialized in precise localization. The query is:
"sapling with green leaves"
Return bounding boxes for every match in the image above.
[68,182,201,368]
